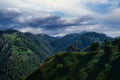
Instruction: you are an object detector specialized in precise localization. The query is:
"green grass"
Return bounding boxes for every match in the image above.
[3,33,17,43]
[12,45,34,54]
[55,52,88,57]
[4,33,34,55]
[71,52,88,56]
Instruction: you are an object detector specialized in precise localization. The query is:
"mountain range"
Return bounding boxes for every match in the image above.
[0,29,113,80]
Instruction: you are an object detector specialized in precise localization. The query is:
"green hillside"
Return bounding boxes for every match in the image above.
[26,39,120,80]
[0,29,54,80]
[0,29,115,80]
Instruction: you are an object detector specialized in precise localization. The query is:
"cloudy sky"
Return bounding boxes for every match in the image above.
[0,0,120,37]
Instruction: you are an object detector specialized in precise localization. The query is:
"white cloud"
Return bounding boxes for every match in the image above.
[104,30,120,37]
[82,0,109,3]
[95,8,120,28]
[0,0,93,16]
[102,8,120,24]
[18,27,43,34]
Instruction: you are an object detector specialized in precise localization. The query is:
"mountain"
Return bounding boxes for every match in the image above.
[26,39,120,80]
[0,29,113,80]
[0,29,56,80]
[51,32,112,53]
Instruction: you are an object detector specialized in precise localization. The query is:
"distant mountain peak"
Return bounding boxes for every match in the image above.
[80,31,88,34]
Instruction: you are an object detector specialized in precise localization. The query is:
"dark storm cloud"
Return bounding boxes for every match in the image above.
[0,9,21,22]
[0,9,95,30]
[0,9,22,30]
[25,15,95,30]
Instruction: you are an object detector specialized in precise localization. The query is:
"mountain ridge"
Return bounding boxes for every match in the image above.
[0,29,113,80]
[0,29,114,38]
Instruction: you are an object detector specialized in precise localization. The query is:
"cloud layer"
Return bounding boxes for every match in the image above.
[0,0,120,37]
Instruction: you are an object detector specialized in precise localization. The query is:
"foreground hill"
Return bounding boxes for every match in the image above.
[26,38,120,80]
[26,51,120,80]
[0,29,113,80]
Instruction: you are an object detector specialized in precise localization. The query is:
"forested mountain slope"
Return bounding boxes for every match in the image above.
[0,29,55,80]
[51,32,112,53]
[26,38,120,80]
[0,29,113,80]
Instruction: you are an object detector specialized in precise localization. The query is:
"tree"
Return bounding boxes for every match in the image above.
[103,40,113,54]
[90,42,100,52]
[57,64,63,69]
[112,38,120,52]
[68,45,75,52]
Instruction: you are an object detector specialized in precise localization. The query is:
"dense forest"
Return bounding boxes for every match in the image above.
[26,38,120,80]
